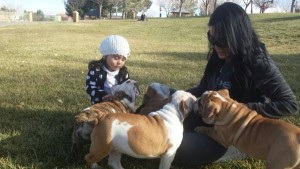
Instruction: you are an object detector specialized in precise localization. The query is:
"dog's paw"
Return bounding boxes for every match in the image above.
[91,163,102,169]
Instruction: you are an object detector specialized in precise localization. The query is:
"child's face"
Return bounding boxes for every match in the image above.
[105,55,126,71]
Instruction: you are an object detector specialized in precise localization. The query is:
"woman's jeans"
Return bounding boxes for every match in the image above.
[173,112,227,166]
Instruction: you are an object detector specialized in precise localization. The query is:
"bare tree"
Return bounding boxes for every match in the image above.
[134,0,152,12]
[250,0,253,13]
[156,0,176,17]
[201,0,210,16]
[183,0,198,12]
[253,0,273,13]
[177,0,186,17]
[1,4,22,22]
[291,0,296,12]
[243,0,252,12]
[90,0,104,19]
[213,0,217,10]
[107,0,120,18]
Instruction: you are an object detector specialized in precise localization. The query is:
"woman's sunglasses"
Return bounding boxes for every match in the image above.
[207,31,227,48]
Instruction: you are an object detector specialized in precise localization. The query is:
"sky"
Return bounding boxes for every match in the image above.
[0,0,294,16]
[0,0,66,15]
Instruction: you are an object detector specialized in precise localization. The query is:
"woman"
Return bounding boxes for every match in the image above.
[174,2,299,166]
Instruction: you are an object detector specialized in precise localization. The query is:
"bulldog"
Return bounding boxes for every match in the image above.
[194,89,300,169]
[85,90,196,169]
[71,79,140,154]
[136,82,172,115]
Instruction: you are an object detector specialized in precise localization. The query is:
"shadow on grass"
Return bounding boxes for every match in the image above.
[0,106,87,168]
[257,15,300,23]
[0,107,175,169]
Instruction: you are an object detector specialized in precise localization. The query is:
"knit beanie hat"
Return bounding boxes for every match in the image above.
[99,35,130,59]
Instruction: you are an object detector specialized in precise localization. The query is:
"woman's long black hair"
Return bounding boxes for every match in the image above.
[205,2,269,91]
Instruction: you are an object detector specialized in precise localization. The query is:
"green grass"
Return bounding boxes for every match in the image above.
[0,13,299,169]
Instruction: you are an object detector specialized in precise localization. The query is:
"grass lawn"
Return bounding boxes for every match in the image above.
[0,13,299,169]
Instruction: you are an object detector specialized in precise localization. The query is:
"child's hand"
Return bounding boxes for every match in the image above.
[102,94,115,101]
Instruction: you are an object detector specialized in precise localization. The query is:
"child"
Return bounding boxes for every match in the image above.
[85,35,131,104]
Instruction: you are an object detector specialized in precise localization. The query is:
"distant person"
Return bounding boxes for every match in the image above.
[173,2,299,166]
[85,35,131,104]
[140,12,146,21]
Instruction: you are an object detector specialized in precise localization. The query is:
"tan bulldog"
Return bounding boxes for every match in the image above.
[194,89,300,169]
[71,79,140,155]
[136,82,171,115]
[85,90,196,169]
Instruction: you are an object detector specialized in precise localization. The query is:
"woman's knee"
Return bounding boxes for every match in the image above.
[173,132,227,166]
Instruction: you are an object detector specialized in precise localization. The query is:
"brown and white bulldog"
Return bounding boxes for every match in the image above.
[71,79,140,154]
[136,82,171,115]
[85,90,196,169]
[194,89,300,169]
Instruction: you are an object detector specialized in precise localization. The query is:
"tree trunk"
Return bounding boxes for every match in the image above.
[179,2,183,17]
[251,0,253,14]
[291,0,296,13]
[98,4,102,19]
[206,6,208,15]
[109,9,112,19]
[214,0,217,10]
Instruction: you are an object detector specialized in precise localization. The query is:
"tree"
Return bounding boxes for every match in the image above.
[201,0,210,16]
[250,0,253,13]
[65,0,88,18]
[182,0,198,15]
[68,0,87,11]
[243,0,252,12]
[106,0,120,19]
[177,0,186,17]
[90,0,104,19]
[136,0,152,12]
[82,0,100,18]
[253,0,273,13]
[65,1,74,16]
[118,0,151,19]
[156,0,176,17]
[1,4,22,22]
[291,0,296,12]
[33,9,44,21]
[213,0,217,11]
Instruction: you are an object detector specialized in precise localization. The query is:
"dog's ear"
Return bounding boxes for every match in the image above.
[160,84,170,98]
[218,89,229,97]
[111,84,120,95]
[114,91,126,99]
[179,100,188,117]
[200,94,221,124]
[143,87,156,102]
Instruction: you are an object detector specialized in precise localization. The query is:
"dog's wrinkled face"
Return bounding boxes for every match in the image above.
[171,90,197,120]
[111,79,140,103]
[197,89,230,124]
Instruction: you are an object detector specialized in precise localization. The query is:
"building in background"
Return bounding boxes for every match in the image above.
[0,9,18,22]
